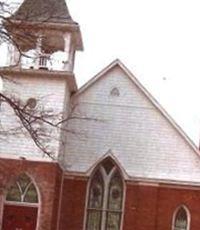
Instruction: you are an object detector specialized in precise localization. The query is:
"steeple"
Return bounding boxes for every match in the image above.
[11,0,73,24]
[5,0,83,72]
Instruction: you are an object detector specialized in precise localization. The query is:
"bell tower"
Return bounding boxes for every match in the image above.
[0,1,84,228]
[5,0,83,72]
[0,0,83,159]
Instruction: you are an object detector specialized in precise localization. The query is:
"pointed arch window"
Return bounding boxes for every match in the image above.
[173,206,190,230]
[6,174,38,204]
[86,158,124,230]
[110,87,120,97]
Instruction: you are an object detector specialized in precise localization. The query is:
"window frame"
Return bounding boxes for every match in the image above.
[2,173,41,230]
[172,205,191,230]
[4,174,40,208]
[84,158,126,230]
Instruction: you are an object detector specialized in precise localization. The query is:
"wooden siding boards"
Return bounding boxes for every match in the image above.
[64,61,200,185]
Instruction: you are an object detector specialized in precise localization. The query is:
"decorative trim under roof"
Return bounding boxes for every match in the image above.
[0,67,77,93]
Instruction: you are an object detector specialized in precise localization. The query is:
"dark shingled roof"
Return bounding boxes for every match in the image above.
[11,0,75,24]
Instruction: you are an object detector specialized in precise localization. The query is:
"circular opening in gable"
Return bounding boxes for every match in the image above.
[26,98,37,109]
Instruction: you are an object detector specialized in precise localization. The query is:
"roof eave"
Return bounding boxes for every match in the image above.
[0,67,78,93]
[4,19,83,51]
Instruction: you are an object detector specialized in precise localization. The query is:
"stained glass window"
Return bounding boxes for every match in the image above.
[6,174,38,203]
[86,158,124,230]
[173,207,189,230]
[86,170,104,230]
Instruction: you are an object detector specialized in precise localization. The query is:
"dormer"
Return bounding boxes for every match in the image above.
[4,0,83,72]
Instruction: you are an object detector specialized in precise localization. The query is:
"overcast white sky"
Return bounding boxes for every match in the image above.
[1,0,200,145]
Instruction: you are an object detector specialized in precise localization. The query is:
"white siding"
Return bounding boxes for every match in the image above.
[0,74,69,161]
[64,65,200,183]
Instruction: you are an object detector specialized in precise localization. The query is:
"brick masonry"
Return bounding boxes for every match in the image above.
[59,177,88,230]
[0,158,62,230]
[59,178,200,230]
[1,159,200,229]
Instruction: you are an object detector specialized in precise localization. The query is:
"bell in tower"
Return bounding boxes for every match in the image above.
[4,0,83,72]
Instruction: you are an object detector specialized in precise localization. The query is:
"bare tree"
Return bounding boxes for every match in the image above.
[0,91,81,158]
[0,0,90,159]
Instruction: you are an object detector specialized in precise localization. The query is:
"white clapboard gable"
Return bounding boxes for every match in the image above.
[64,59,200,185]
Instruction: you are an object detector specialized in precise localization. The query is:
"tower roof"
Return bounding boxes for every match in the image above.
[11,0,75,24]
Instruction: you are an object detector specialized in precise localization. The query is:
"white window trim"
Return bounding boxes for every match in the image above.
[172,205,191,230]
[4,200,39,208]
[85,151,129,180]
[84,160,126,230]
[1,173,41,230]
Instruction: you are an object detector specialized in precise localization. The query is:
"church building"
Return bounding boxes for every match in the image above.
[1,0,200,229]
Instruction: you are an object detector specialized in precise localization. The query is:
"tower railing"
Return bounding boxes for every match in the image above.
[8,46,71,71]
[38,53,50,70]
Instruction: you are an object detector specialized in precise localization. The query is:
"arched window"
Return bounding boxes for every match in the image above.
[173,206,190,230]
[110,87,120,97]
[86,158,124,230]
[6,174,38,204]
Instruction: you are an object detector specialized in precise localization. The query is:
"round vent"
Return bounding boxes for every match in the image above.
[26,98,37,109]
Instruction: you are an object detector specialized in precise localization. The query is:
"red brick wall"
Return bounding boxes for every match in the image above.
[2,159,200,230]
[123,183,139,230]
[156,187,200,230]
[0,158,62,230]
[59,177,88,230]
[124,183,158,230]
[124,183,200,230]
[50,165,62,230]
[58,177,200,230]
[137,185,158,230]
